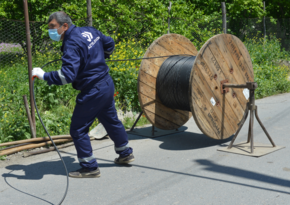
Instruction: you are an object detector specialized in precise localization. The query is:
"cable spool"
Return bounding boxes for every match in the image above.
[156,55,197,112]
[138,33,254,140]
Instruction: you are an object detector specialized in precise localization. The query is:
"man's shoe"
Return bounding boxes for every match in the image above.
[69,167,101,178]
[114,153,135,164]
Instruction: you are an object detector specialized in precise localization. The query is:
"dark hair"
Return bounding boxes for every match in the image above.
[48,11,73,27]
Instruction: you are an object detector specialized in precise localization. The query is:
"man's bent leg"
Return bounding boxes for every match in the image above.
[97,99,133,157]
[70,103,98,170]
[96,76,133,158]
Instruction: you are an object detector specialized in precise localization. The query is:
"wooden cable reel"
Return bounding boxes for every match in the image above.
[137,33,254,140]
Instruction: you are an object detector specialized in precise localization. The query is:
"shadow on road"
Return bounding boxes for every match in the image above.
[100,157,290,195]
[157,132,232,150]
[128,126,232,151]
[195,159,290,189]
[2,156,128,180]
[4,156,289,193]
[2,156,77,180]
[2,156,290,205]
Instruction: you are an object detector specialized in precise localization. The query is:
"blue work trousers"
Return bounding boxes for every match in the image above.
[70,74,132,170]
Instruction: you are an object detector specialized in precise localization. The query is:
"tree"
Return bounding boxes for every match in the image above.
[2,0,287,54]
[0,0,208,51]
[265,0,290,18]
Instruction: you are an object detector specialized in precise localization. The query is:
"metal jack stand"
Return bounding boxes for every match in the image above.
[129,111,185,138]
[223,82,276,154]
[129,111,156,136]
[130,111,143,132]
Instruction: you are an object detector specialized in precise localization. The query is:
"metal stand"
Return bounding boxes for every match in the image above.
[223,82,276,153]
[129,111,182,138]
[130,111,156,136]
[130,111,143,132]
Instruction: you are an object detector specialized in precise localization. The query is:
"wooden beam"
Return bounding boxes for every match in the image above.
[221,2,227,34]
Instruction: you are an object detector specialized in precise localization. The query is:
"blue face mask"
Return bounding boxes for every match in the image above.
[48,26,63,41]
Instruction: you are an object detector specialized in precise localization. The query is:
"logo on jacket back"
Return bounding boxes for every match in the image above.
[81,32,93,42]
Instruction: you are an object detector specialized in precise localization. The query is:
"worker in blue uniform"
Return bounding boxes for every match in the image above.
[32,11,134,178]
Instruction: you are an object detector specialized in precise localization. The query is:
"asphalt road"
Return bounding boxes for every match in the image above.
[0,92,290,205]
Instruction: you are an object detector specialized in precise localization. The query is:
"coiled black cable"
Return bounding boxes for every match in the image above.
[156,55,196,111]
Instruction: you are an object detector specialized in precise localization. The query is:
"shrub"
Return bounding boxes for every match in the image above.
[109,37,147,111]
[244,36,290,99]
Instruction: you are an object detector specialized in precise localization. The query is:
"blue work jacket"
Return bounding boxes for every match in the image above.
[44,25,115,91]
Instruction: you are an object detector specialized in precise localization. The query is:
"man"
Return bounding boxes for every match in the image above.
[32,11,134,178]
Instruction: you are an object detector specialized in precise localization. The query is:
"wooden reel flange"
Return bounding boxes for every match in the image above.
[138,33,254,140]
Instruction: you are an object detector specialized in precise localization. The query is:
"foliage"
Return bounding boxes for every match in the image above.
[226,0,265,18]
[245,36,289,65]
[0,0,272,21]
[109,38,145,111]
[244,36,290,98]
[188,0,265,18]
[0,37,148,142]
[265,0,290,18]
[0,61,32,142]
[0,0,217,57]
[183,0,290,19]
[0,51,77,142]
[254,65,290,98]
[0,0,64,21]
[0,0,276,56]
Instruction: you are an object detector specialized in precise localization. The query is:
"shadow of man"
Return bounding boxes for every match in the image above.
[2,156,77,180]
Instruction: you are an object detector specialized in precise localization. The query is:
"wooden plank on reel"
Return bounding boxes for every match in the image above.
[189,34,254,139]
[138,34,195,130]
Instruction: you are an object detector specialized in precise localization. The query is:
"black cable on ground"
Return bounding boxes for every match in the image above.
[33,59,68,205]
[156,55,196,111]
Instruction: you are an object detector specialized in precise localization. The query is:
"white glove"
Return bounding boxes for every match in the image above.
[32,67,45,80]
